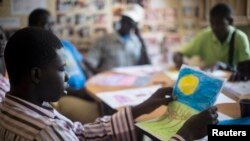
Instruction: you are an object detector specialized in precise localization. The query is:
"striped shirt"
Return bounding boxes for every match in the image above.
[0,74,9,103]
[0,94,137,141]
[0,94,185,141]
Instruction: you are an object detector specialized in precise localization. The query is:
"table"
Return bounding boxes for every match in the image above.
[86,66,240,121]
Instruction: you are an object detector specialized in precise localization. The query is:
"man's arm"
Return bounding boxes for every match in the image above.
[73,87,174,141]
[37,88,217,141]
[235,31,250,63]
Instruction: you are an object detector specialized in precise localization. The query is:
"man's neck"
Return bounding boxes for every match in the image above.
[218,31,229,43]
[9,88,43,107]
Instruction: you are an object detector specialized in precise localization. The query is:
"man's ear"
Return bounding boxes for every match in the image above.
[31,67,41,84]
[228,16,234,25]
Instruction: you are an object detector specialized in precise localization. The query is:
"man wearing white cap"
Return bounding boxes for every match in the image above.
[87,3,150,72]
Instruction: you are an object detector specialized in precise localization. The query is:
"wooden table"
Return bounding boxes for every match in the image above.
[86,69,241,121]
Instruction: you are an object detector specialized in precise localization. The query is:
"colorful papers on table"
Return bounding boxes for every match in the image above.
[136,65,224,140]
[112,65,164,77]
[96,85,161,109]
[88,73,151,87]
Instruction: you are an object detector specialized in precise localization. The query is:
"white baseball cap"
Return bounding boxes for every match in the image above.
[122,3,144,23]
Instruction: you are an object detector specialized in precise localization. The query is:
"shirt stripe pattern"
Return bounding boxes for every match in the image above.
[0,94,137,141]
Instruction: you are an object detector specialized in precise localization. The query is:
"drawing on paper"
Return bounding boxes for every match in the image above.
[137,65,224,140]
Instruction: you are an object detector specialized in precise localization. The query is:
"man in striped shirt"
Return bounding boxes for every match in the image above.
[0,27,218,141]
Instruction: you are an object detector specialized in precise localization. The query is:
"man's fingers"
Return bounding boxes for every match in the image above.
[155,87,173,97]
[208,106,217,114]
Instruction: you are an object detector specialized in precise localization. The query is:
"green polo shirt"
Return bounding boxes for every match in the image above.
[180,26,250,67]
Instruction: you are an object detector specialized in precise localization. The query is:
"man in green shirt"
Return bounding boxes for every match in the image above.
[173,3,250,70]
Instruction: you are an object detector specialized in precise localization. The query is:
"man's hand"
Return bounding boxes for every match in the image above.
[173,52,184,70]
[132,87,175,119]
[176,106,218,141]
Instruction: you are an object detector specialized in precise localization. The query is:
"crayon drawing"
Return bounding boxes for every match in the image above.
[137,65,224,140]
[174,65,224,111]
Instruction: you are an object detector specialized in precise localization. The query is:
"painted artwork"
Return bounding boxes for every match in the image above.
[136,65,224,140]
[174,65,224,111]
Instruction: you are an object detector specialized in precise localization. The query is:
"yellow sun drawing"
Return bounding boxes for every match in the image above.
[178,74,199,95]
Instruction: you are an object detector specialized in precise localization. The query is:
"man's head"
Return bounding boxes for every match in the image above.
[209,3,233,42]
[28,8,54,32]
[5,27,68,103]
[118,15,137,36]
[118,3,144,36]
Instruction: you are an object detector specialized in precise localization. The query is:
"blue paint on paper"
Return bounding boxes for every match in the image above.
[173,66,224,111]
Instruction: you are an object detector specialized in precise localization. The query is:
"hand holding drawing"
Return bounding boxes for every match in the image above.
[136,65,223,140]
[176,106,218,141]
[132,87,176,119]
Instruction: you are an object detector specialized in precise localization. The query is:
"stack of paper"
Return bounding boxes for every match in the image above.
[222,81,250,98]
[96,85,161,109]
[88,73,151,87]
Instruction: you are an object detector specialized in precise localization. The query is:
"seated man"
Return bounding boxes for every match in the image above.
[28,8,92,100]
[0,27,218,141]
[173,3,250,70]
[28,8,99,123]
[87,3,150,72]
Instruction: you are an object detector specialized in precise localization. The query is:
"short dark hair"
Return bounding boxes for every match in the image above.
[4,27,62,86]
[210,3,232,18]
[28,8,50,27]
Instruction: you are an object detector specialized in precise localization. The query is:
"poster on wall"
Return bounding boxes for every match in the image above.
[11,0,47,15]
[0,17,20,29]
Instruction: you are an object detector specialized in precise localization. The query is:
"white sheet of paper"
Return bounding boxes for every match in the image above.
[97,85,161,109]
[222,81,250,97]
[113,65,164,77]
[210,70,229,78]
[214,93,236,105]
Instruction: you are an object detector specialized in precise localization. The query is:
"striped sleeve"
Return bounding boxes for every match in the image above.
[71,107,137,141]
[111,107,137,141]
[36,107,137,141]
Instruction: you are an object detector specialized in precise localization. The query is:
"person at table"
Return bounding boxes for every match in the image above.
[173,3,250,70]
[27,8,100,123]
[87,3,150,72]
[0,27,218,141]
